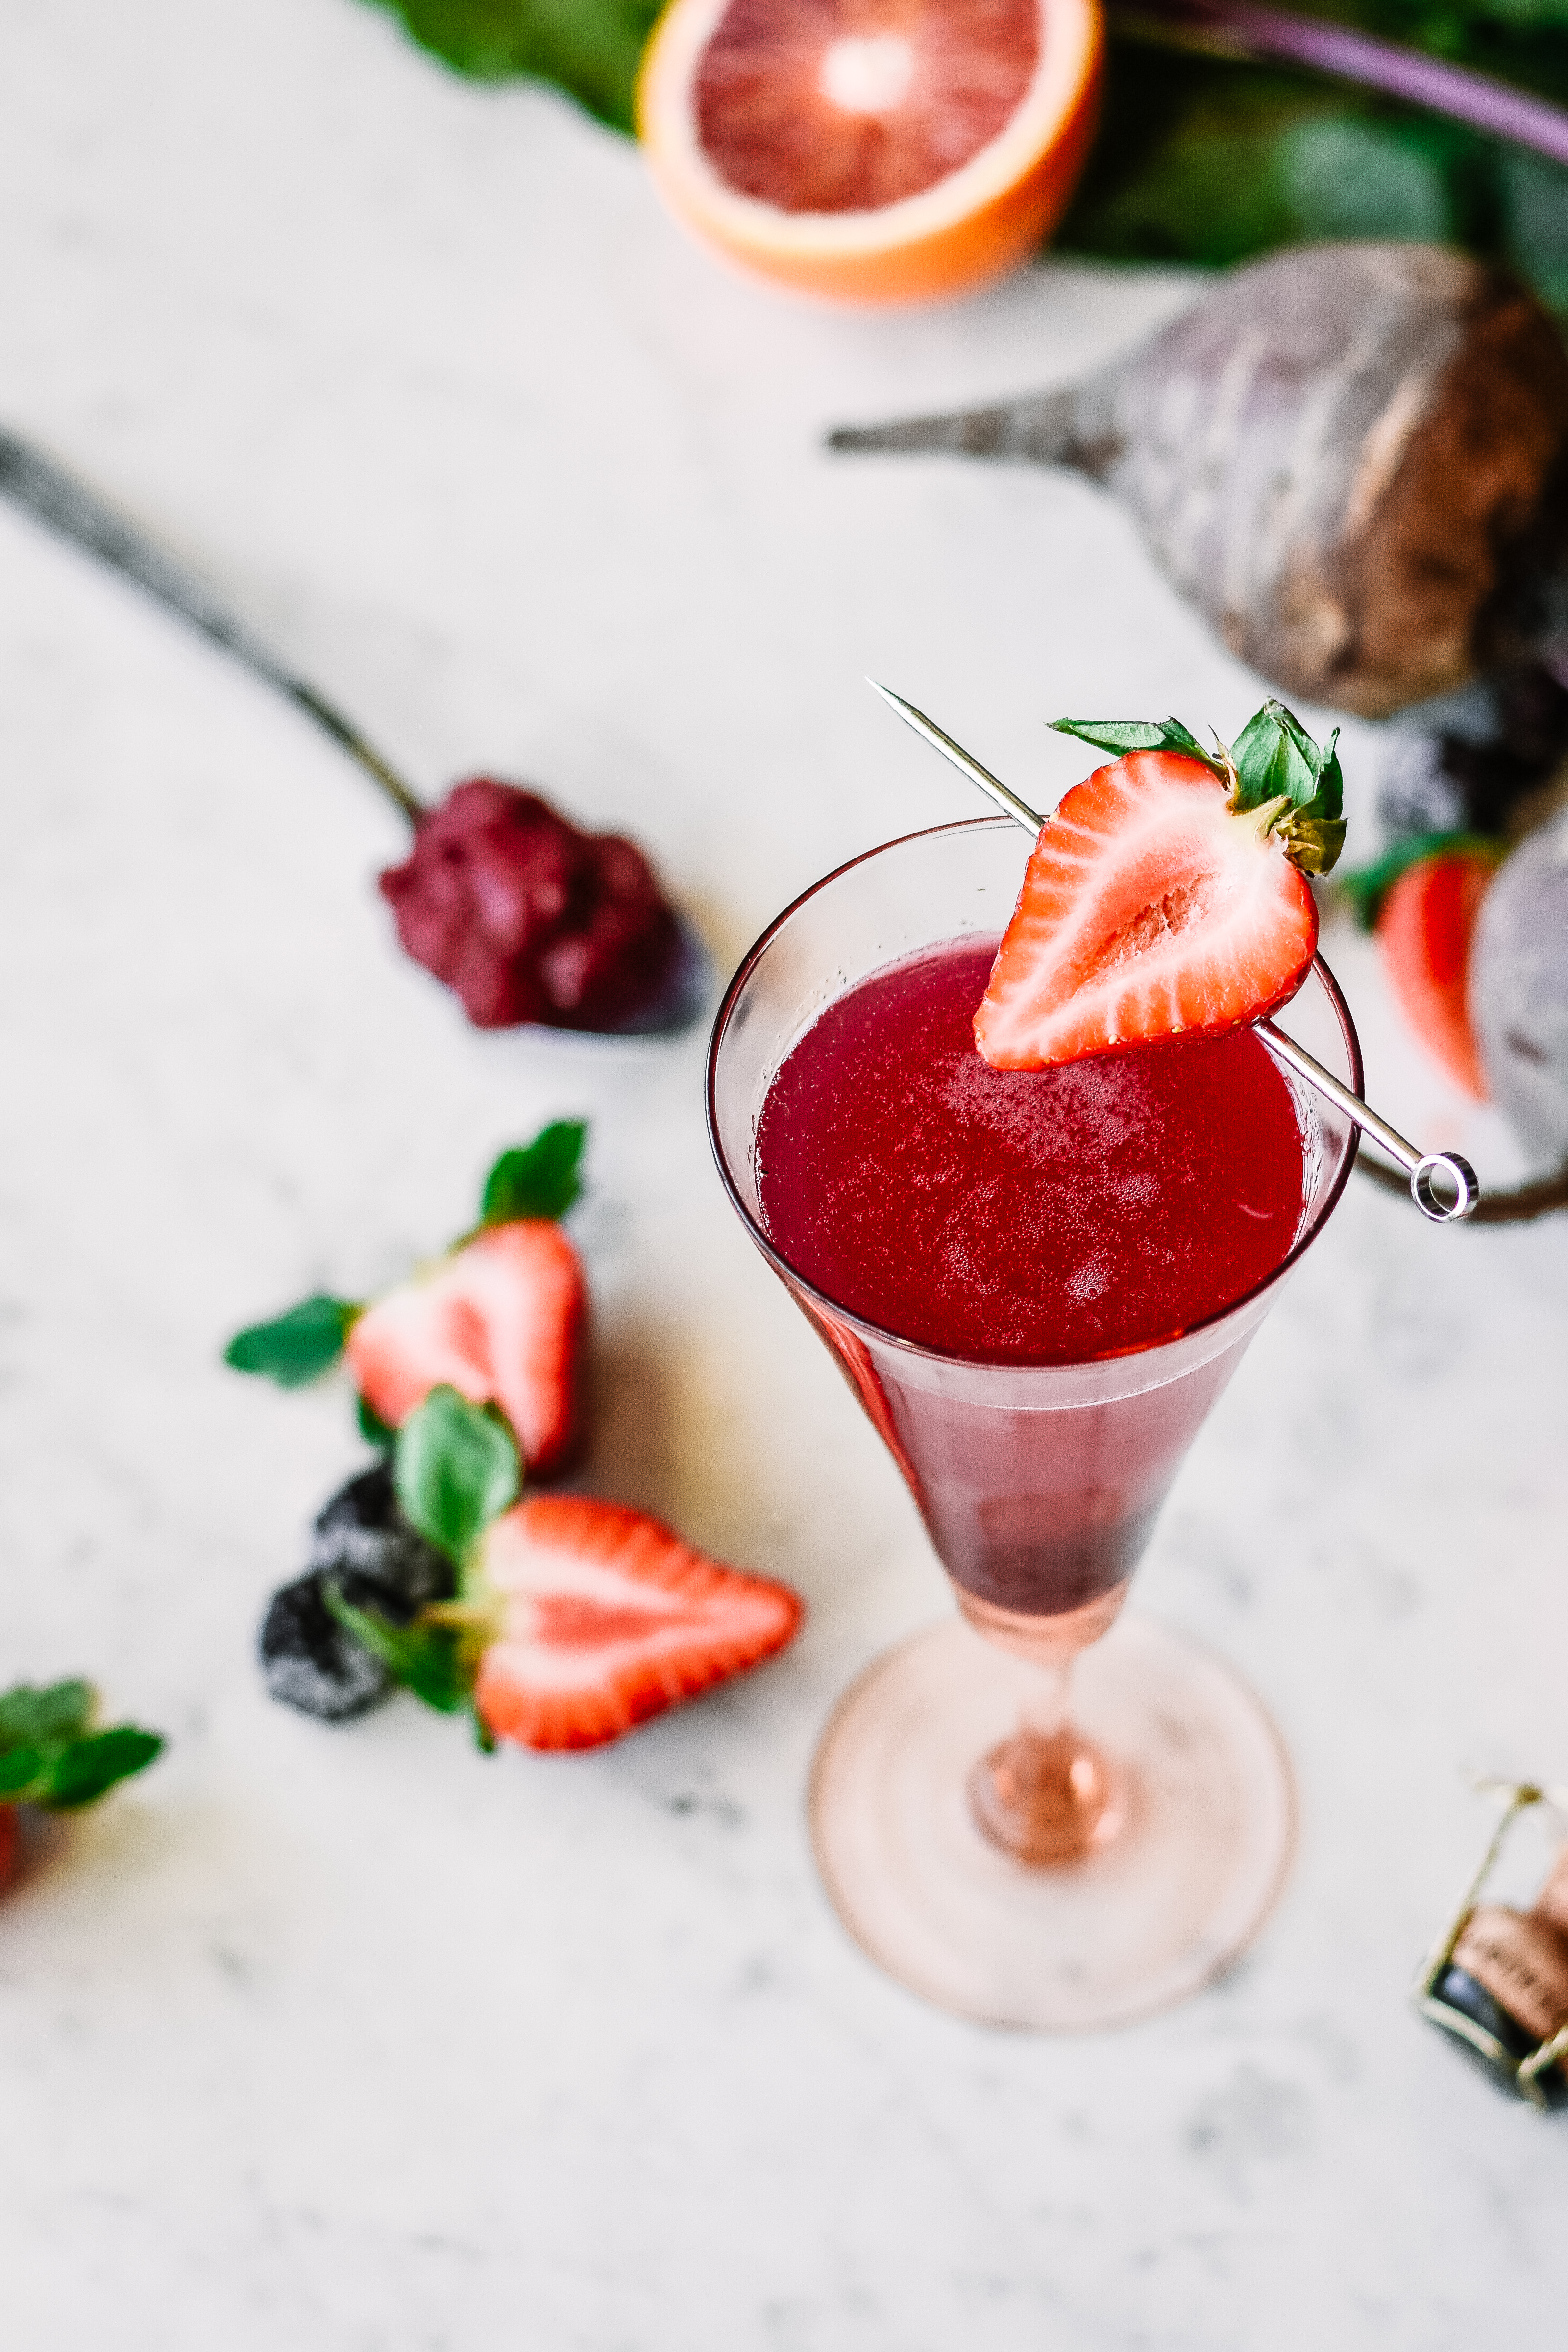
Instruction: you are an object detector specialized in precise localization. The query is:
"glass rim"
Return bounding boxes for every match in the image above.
[706,814,1366,1374]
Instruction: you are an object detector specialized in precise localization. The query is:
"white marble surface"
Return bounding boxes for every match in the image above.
[1,3,1566,2344]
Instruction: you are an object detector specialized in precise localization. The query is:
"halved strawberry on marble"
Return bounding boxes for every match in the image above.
[348,1220,586,1480]
[474,1496,804,1751]
[975,705,1346,1070]
[226,1120,591,1480]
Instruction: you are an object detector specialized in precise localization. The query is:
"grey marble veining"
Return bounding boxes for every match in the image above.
[1,2,1565,2345]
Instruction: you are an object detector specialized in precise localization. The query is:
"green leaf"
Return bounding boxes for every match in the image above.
[0,1746,48,1801]
[1050,717,1225,773]
[225,1295,359,1388]
[393,1386,520,1568]
[324,1585,476,1715]
[1339,831,1503,927]
[479,1119,588,1226]
[364,0,664,133]
[1052,16,1568,312]
[0,1679,95,1754]
[0,1684,163,1808]
[36,1729,164,1811]
[357,1393,398,1452]
[1229,701,1343,823]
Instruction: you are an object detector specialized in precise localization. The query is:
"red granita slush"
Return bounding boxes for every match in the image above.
[756,941,1305,1617]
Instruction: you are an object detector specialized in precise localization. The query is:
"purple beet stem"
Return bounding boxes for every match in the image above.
[1117,0,1568,167]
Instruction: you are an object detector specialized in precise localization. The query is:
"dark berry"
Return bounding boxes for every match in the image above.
[309,1461,452,1607]
[259,1463,454,1723]
[261,1571,400,1722]
[1377,732,1470,839]
[378,780,684,1033]
[1378,664,1568,843]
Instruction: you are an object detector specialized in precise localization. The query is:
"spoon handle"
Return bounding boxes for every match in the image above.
[0,425,422,825]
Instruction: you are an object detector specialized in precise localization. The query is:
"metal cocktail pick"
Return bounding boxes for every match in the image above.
[868,681,1481,1225]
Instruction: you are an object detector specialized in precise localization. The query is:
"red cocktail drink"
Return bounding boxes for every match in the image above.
[709,819,1361,2026]
[756,940,1304,1621]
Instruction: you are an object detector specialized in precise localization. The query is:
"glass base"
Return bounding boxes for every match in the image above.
[808,1614,1296,2030]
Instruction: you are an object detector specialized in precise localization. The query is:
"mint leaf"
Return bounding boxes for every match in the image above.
[393,1386,519,1568]
[36,1728,164,1810]
[0,1689,162,1809]
[226,1295,359,1388]
[365,0,663,133]
[0,1746,47,1800]
[479,1120,588,1226]
[1051,717,1224,773]
[0,1679,95,1753]
[1339,832,1501,928]
[324,1585,476,1715]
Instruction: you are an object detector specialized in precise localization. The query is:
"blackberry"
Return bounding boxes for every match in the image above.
[307,1461,453,1605]
[1378,664,1568,843]
[259,1463,454,1723]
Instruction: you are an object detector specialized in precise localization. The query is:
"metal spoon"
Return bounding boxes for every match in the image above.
[0,423,709,1036]
[869,680,1480,1224]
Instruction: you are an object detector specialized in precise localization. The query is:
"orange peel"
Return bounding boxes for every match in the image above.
[637,0,1105,306]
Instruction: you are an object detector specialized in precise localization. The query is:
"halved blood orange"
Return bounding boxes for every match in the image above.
[637,0,1105,305]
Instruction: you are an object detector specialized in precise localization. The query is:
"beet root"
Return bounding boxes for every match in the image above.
[830,244,1568,719]
[380,780,683,1032]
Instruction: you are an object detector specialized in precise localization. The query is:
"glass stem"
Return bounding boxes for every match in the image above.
[1020,1655,1074,1741]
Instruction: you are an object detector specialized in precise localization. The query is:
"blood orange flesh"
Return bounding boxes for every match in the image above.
[638,0,1103,305]
[694,0,1041,213]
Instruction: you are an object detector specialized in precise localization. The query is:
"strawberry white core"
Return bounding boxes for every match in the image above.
[975,752,1319,1068]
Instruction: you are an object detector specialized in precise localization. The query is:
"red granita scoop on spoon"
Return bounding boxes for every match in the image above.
[0,426,707,1038]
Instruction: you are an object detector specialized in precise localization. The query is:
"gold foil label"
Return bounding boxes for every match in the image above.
[1453,1906,1568,2044]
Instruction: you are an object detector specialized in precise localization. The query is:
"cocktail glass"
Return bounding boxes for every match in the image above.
[708,817,1362,2028]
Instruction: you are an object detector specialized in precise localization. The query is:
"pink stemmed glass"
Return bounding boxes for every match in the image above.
[708,817,1362,2028]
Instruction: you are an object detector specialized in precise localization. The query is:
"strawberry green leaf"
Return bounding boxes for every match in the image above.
[1050,717,1225,774]
[226,1296,360,1388]
[1228,701,1347,875]
[1230,701,1343,822]
[1339,831,1503,928]
[393,1385,519,1568]
[479,1119,588,1226]
[35,1729,164,1810]
[323,1585,476,1715]
[0,1679,95,1753]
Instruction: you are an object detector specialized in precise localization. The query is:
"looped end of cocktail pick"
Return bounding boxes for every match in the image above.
[1411,1152,1480,1223]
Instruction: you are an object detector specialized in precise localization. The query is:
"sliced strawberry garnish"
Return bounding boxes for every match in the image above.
[346,1222,585,1478]
[975,748,1319,1069]
[473,1496,802,1751]
[1379,848,1499,1099]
